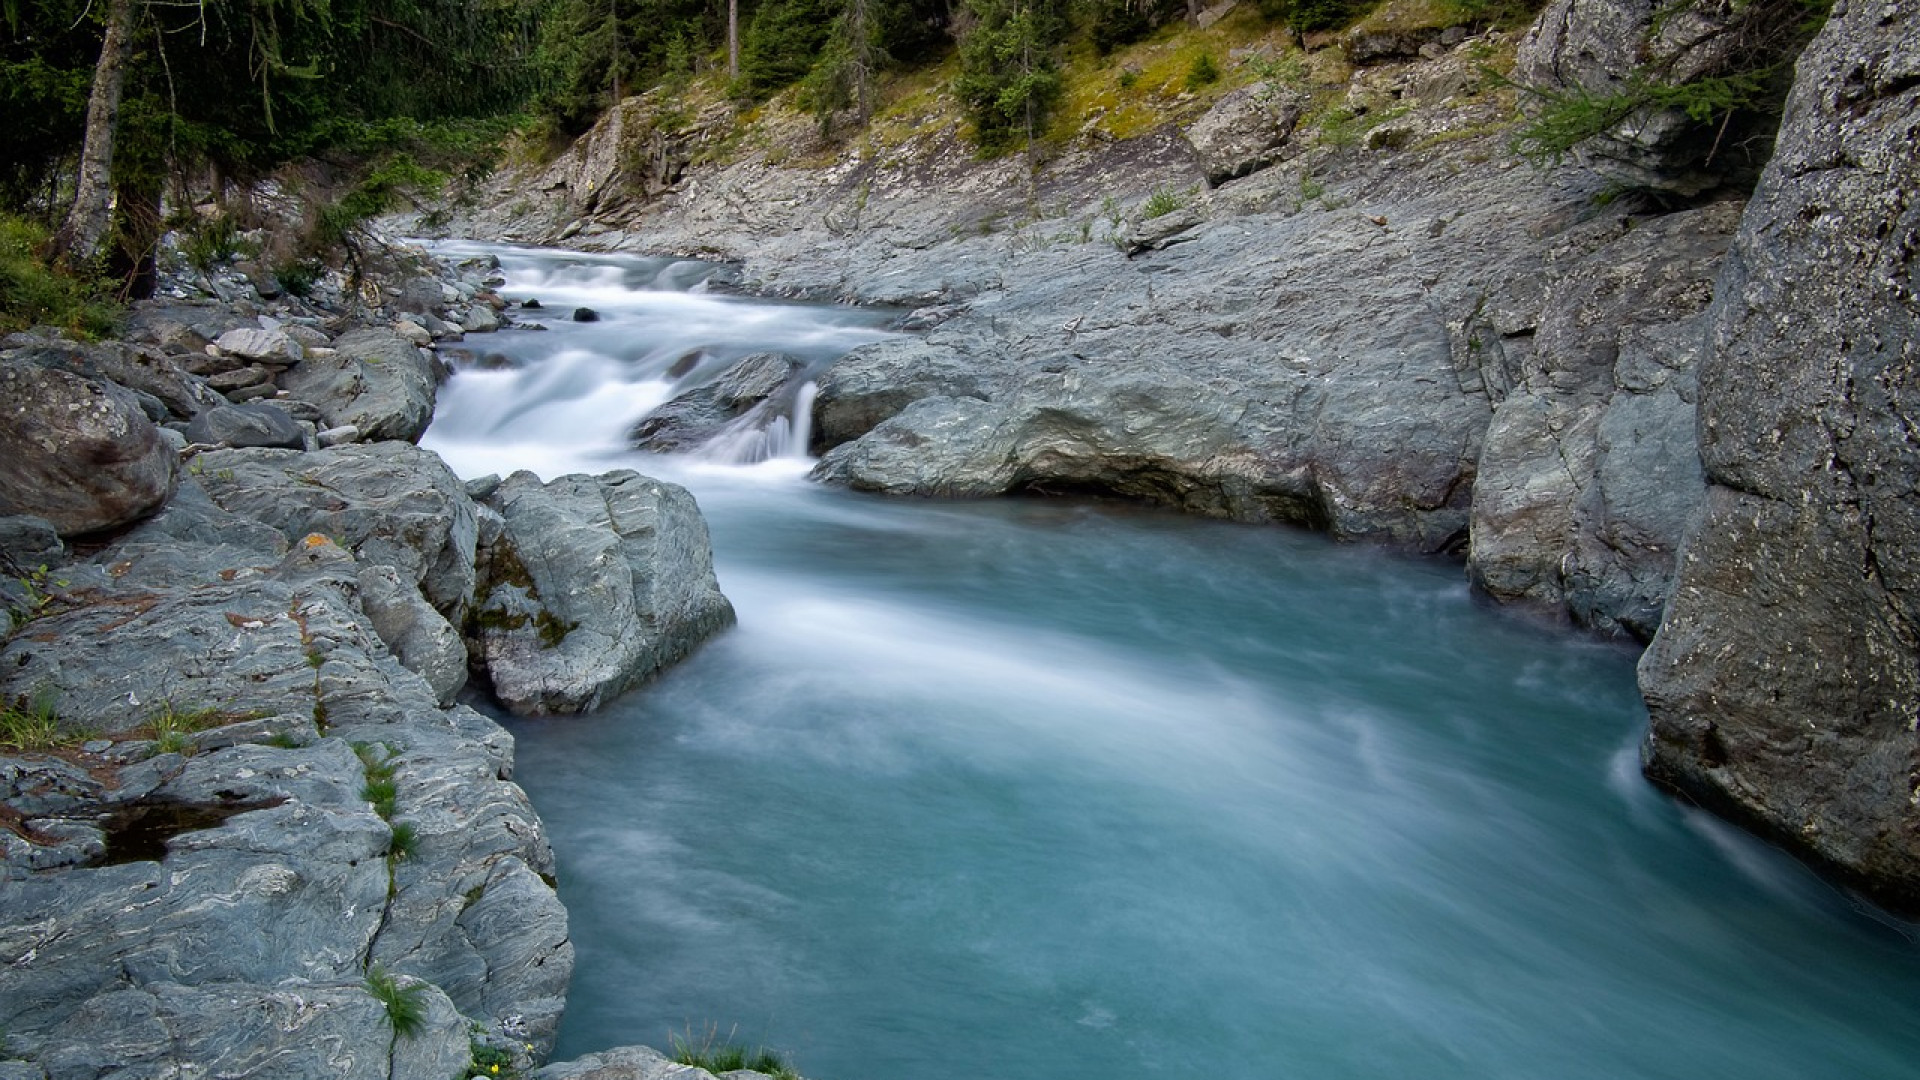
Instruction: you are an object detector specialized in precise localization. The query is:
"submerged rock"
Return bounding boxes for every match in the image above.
[469,469,735,715]
[1638,1,1920,911]
[631,351,804,453]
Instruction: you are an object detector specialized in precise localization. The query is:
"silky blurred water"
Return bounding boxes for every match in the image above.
[424,244,1920,1080]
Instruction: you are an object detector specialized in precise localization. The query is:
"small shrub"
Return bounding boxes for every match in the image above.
[0,213,120,337]
[365,966,430,1038]
[1116,68,1139,90]
[179,215,242,271]
[1186,52,1221,90]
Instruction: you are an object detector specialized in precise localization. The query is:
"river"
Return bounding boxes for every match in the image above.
[422,242,1920,1080]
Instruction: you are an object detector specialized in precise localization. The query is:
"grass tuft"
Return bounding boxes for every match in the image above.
[365,965,430,1038]
[669,1023,802,1080]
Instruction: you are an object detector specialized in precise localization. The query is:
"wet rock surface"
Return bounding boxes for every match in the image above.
[469,470,737,715]
[1638,0,1920,911]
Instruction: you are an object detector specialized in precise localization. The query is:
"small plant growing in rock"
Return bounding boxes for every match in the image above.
[669,1024,801,1080]
[1141,187,1185,220]
[365,966,429,1038]
[0,689,67,751]
[355,741,402,819]
[388,819,420,861]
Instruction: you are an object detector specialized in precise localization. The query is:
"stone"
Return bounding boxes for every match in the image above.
[194,442,479,621]
[0,361,177,538]
[3,336,226,420]
[469,470,735,715]
[1183,83,1310,187]
[630,352,804,453]
[357,561,469,705]
[571,307,600,322]
[532,1044,721,1080]
[1465,201,1738,639]
[1638,0,1920,912]
[277,328,439,443]
[811,337,998,453]
[182,403,308,450]
[212,327,303,367]
[463,306,503,334]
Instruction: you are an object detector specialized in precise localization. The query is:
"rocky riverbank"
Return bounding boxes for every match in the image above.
[418,0,1920,910]
[0,248,735,1076]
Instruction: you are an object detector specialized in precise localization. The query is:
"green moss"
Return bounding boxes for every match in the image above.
[534,610,579,649]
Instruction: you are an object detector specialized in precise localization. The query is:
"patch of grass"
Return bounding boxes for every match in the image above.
[1141,186,1186,219]
[365,965,430,1039]
[0,690,69,752]
[354,741,402,819]
[533,609,579,649]
[388,819,419,861]
[668,1025,801,1080]
[0,213,121,338]
[7,563,69,626]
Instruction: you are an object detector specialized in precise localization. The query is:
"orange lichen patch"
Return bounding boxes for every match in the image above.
[107,560,134,578]
[300,533,335,549]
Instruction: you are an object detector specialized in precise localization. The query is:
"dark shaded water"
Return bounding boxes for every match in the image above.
[424,244,1920,1080]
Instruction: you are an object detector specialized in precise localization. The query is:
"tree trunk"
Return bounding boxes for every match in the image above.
[728,0,740,80]
[54,0,136,269]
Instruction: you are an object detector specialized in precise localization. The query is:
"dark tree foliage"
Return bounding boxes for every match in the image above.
[953,0,1067,151]
[1253,0,1368,31]
[740,0,840,97]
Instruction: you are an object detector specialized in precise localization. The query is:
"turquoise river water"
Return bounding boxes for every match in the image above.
[422,243,1920,1080]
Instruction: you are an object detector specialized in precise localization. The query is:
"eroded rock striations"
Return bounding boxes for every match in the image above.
[1638,0,1920,910]
[0,249,737,1076]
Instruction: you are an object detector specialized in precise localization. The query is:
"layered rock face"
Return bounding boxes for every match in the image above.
[0,253,738,1075]
[1638,0,1920,909]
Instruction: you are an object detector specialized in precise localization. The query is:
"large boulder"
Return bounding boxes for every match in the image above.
[1182,82,1310,187]
[2,336,225,419]
[469,470,735,715]
[810,337,999,454]
[1637,0,1920,911]
[276,328,439,443]
[182,402,308,449]
[0,360,177,537]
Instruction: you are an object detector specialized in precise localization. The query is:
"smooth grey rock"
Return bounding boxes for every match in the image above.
[470,470,735,715]
[195,442,478,621]
[277,328,438,443]
[182,402,308,450]
[1638,0,1920,912]
[631,351,803,453]
[811,337,996,453]
[0,360,177,537]
[213,327,303,367]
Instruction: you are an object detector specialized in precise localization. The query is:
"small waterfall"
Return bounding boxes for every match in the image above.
[423,243,893,479]
[694,381,821,466]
